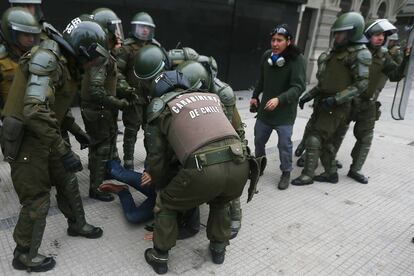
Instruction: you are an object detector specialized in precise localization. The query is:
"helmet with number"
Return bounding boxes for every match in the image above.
[91,8,124,42]
[331,12,367,44]
[133,44,167,80]
[131,12,155,41]
[1,7,41,51]
[176,60,210,90]
[364,19,397,39]
[150,70,190,98]
[62,19,108,65]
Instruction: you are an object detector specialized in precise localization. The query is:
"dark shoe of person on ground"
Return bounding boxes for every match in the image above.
[278,171,290,190]
[314,172,338,184]
[347,170,368,184]
[296,156,305,167]
[99,183,129,194]
[12,248,56,273]
[145,248,168,275]
[89,188,115,202]
[67,221,103,239]
[291,175,313,186]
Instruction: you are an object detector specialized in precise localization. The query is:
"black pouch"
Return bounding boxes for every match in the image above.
[1,116,24,162]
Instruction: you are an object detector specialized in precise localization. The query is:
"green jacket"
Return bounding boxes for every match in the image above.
[252,48,306,126]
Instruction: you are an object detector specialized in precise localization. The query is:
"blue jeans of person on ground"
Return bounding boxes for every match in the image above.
[254,119,293,172]
[107,160,156,223]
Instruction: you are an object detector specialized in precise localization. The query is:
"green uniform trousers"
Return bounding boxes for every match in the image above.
[122,102,145,163]
[153,160,249,252]
[11,134,85,253]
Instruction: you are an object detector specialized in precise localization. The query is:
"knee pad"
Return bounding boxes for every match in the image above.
[305,135,321,149]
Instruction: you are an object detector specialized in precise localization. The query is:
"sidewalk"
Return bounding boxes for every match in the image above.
[0,83,413,275]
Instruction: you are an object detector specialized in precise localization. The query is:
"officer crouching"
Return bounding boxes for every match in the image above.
[141,70,251,274]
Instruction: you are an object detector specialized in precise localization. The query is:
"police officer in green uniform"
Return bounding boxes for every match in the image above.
[142,70,250,274]
[387,32,404,65]
[176,60,246,239]
[291,12,372,186]
[332,19,407,184]
[80,12,130,202]
[117,12,160,169]
[0,7,40,113]
[2,20,106,272]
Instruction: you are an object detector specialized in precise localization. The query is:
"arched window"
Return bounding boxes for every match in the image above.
[360,0,371,18]
[377,2,387,18]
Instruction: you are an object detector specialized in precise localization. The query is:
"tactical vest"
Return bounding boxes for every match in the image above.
[364,48,386,100]
[319,48,353,96]
[0,56,18,104]
[81,55,117,107]
[166,92,239,164]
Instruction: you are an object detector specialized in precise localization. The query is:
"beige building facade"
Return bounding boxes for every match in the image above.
[296,0,408,83]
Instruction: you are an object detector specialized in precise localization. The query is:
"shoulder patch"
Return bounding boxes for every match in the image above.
[147,97,166,123]
[29,48,58,76]
[0,44,7,59]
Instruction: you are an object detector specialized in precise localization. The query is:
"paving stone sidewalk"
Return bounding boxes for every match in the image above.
[0,83,413,275]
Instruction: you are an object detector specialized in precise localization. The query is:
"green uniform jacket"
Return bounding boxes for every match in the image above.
[252,48,306,126]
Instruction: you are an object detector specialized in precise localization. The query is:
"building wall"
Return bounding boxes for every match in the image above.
[298,0,408,84]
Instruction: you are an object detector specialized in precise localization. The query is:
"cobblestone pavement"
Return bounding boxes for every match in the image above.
[0,83,413,275]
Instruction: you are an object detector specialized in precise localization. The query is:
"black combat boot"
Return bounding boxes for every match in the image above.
[67,220,103,239]
[89,189,114,202]
[278,172,290,190]
[347,170,368,184]
[314,172,338,183]
[209,242,226,264]
[12,248,56,273]
[145,248,168,275]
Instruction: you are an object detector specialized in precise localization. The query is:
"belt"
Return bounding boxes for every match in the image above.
[185,145,237,171]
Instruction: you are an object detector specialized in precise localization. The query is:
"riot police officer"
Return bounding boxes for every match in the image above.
[142,70,250,274]
[117,12,161,169]
[291,12,372,186]
[2,20,106,272]
[0,7,40,112]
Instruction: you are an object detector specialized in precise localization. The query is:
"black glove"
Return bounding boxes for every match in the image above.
[74,131,90,150]
[321,96,336,109]
[299,94,313,109]
[61,151,83,172]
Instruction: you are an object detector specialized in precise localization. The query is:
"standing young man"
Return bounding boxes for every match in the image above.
[250,25,306,190]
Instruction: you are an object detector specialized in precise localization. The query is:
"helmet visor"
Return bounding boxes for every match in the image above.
[108,19,124,41]
[131,22,155,41]
[12,30,40,51]
[366,19,397,37]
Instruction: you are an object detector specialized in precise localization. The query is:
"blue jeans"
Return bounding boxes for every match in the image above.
[254,119,293,172]
[107,160,156,223]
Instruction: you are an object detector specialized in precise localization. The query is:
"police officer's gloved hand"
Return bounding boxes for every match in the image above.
[299,93,313,109]
[61,151,83,172]
[74,131,91,150]
[321,96,336,109]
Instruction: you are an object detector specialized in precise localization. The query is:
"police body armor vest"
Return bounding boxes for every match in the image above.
[364,48,386,100]
[319,48,353,96]
[166,92,239,164]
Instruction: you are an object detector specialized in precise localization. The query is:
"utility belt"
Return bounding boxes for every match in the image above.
[185,143,246,170]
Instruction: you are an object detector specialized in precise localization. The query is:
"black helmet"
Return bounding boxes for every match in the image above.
[62,19,108,65]
[0,7,41,51]
[150,70,190,98]
[130,12,155,41]
[91,8,124,42]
